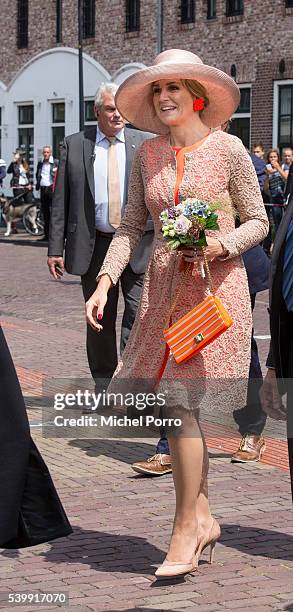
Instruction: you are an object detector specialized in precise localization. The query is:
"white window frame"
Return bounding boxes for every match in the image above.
[84,97,96,126]
[17,102,34,171]
[273,79,293,150]
[51,100,65,157]
[231,83,251,148]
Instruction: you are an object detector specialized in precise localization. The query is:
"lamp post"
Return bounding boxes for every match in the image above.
[156,0,164,54]
[78,0,84,131]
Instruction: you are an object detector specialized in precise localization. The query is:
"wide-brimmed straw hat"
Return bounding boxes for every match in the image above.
[115,49,240,134]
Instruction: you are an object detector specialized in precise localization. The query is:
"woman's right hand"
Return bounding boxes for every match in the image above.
[85,275,112,332]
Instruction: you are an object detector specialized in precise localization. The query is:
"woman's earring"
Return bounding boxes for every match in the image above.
[193,98,204,112]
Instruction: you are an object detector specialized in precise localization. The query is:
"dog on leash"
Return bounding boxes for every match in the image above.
[0,195,38,236]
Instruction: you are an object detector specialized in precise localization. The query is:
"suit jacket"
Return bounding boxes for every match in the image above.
[242,245,270,295]
[267,192,293,381]
[36,159,58,191]
[48,126,154,276]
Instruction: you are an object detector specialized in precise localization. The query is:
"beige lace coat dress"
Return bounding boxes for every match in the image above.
[98,130,268,412]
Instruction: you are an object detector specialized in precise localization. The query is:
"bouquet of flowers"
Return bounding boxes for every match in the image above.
[159,198,220,251]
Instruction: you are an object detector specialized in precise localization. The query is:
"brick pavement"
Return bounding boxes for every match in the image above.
[0,233,293,612]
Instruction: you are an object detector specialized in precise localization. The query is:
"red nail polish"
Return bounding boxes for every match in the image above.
[98,314,102,320]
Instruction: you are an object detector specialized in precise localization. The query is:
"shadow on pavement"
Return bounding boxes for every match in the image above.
[0,237,47,247]
[68,438,158,466]
[40,526,164,575]
[3,523,292,573]
[68,438,229,465]
[220,523,293,561]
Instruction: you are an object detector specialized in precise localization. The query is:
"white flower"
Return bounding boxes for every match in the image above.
[173,215,192,236]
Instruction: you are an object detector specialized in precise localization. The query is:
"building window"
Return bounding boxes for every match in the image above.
[84,100,96,124]
[17,0,28,49]
[126,0,140,32]
[181,0,195,23]
[52,103,65,159]
[286,0,293,7]
[18,105,34,125]
[83,0,95,38]
[278,85,293,153]
[229,86,251,149]
[207,0,216,19]
[52,102,65,123]
[18,104,34,171]
[226,0,243,16]
[56,0,62,42]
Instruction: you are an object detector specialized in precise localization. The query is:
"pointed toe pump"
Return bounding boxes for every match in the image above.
[155,557,197,579]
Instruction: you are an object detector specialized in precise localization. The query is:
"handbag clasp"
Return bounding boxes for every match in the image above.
[194,333,204,344]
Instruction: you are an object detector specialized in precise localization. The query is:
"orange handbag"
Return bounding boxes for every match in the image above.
[163,254,233,364]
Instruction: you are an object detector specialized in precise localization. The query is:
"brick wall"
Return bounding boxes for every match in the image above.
[1,0,293,149]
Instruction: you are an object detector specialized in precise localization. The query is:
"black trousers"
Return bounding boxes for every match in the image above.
[13,187,32,204]
[40,186,53,239]
[81,233,144,387]
[287,332,293,501]
[233,293,267,436]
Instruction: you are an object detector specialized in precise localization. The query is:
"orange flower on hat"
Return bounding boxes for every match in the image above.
[193,98,204,112]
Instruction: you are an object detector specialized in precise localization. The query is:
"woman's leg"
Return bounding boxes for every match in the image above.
[166,422,211,562]
[195,432,213,528]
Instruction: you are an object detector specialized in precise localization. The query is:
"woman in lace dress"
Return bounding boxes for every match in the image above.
[86,50,268,577]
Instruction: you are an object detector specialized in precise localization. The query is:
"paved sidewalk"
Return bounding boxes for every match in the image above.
[0,234,293,612]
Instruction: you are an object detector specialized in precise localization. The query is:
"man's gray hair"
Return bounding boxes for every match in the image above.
[94,82,118,108]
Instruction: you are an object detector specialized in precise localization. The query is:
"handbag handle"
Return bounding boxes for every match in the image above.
[202,249,214,293]
[165,249,214,329]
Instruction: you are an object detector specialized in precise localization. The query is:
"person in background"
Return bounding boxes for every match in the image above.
[0,158,6,192]
[48,83,153,390]
[282,147,293,173]
[251,143,267,197]
[265,148,288,237]
[260,188,293,501]
[253,142,265,160]
[36,146,58,241]
[7,151,33,204]
[0,325,72,547]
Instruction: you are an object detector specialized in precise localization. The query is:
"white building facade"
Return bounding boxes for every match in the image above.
[0,47,145,194]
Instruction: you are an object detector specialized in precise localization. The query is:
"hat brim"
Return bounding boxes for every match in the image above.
[116,63,240,134]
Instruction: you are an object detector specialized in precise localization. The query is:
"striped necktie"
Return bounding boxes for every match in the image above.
[282,218,293,311]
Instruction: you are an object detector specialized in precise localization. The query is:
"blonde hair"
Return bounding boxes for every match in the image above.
[182,79,209,112]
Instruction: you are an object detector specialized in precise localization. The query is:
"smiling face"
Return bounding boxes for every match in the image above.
[152,79,195,127]
[95,92,125,137]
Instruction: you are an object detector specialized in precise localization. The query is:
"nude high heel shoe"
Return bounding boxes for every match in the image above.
[155,556,197,578]
[194,519,221,567]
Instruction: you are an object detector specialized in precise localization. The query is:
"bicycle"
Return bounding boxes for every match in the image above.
[23,200,44,236]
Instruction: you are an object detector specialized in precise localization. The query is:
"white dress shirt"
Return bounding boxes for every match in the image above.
[40,161,53,187]
[94,126,126,233]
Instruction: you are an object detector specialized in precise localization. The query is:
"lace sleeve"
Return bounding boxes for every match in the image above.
[97,147,148,285]
[218,136,269,259]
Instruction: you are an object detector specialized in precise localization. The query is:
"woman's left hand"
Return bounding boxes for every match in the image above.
[182,237,226,263]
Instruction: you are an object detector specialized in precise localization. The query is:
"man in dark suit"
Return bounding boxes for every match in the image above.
[36,146,58,240]
[260,189,293,500]
[47,83,153,386]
